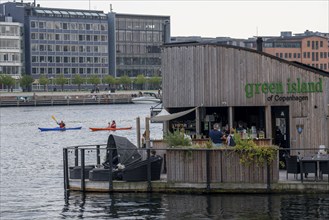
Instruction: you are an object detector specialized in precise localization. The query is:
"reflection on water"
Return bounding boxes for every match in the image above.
[61,192,329,220]
[1,105,329,219]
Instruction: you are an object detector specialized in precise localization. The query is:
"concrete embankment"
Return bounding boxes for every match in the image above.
[0,90,149,107]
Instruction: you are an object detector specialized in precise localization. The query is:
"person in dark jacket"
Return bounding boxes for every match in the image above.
[209,123,224,147]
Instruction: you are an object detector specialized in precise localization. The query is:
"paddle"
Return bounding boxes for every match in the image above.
[51,115,58,124]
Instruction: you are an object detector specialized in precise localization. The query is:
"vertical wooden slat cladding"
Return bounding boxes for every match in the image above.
[162,44,329,150]
[166,149,278,183]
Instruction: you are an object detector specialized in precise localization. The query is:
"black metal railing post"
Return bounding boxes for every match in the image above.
[96,145,100,166]
[63,148,69,191]
[206,149,211,191]
[74,146,79,166]
[267,162,271,191]
[80,149,85,192]
[147,148,152,192]
[108,148,113,192]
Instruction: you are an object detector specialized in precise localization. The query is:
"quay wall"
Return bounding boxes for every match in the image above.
[0,91,150,107]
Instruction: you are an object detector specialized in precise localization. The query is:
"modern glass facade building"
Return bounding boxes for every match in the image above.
[0,15,23,91]
[0,16,22,76]
[0,2,171,91]
[108,13,170,77]
[1,2,110,90]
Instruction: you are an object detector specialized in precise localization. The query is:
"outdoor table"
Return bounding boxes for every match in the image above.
[300,155,329,183]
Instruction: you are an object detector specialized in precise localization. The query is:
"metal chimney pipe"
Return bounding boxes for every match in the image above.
[256,37,263,52]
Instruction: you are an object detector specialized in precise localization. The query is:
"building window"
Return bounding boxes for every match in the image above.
[31,21,36,28]
[320,52,323,59]
[320,41,323,47]
[307,52,310,58]
[320,63,323,69]
[275,53,279,57]
[293,53,296,58]
[48,45,53,51]
[297,53,301,58]
[312,52,315,61]
[288,53,292,58]
[284,53,288,58]
[324,64,327,70]
[311,41,314,49]
[303,52,306,58]
[307,41,310,47]
[316,52,319,61]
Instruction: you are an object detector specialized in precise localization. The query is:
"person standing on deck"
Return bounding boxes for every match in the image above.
[209,123,224,147]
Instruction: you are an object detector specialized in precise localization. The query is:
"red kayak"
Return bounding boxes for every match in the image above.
[89,126,132,132]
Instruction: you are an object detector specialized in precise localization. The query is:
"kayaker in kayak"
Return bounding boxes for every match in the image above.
[110,120,116,128]
[58,120,66,128]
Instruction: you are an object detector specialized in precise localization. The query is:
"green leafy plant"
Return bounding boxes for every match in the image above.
[163,130,192,148]
[233,134,278,167]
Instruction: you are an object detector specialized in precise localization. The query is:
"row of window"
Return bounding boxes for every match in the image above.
[30,32,108,42]
[30,21,108,31]
[31,56,108,64]
[116,44,161,54]
[116,69,159,78]
[116,57,161,66]
[0,53,21,62]
[31,44,108,53]
[116,30,162,43]
[31,67,108,75]
[0,26,21,36]
[0,39,21,49]
[275,52,329,60]
[306,40,324,49]
[116,18,166,31]
[0,66,21,75]
[265,42,301,48]
[307,63,328,70]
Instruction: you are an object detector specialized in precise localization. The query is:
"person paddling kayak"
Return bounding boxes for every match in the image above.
[58,120,66,128]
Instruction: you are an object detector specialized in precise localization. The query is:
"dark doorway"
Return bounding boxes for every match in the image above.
[271,106,290,165]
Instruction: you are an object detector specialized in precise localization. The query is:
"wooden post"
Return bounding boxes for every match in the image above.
[136,117,141,148]
[145,117,150,148]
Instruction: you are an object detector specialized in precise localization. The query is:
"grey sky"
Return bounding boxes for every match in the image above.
[5,0,329,38]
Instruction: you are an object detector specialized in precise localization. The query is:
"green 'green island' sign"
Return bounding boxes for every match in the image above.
[245,78,323,101]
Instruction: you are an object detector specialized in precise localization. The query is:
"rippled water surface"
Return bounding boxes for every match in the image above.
[1,105,329,219]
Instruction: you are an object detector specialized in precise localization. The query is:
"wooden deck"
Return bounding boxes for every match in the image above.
[68,170,329,193]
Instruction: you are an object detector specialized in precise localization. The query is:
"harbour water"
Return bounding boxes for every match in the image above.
[0,104,328,219]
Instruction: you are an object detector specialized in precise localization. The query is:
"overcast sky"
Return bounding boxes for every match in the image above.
[6,0,329,39]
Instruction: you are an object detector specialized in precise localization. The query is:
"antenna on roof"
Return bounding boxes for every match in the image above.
[110,4,113,12]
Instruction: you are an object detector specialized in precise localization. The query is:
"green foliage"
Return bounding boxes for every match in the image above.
[88,74,101,86]
[38,75,49,91]
[164,130,192,147]
[233,134,278,167]
[103,75,116,86]
[148,76,161,89]
[20,75,34,91]
[134,74,146,90]
[72,74,85,91]
[0,74,15,91]
[55,74,67,91]
[118,75,131,89]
